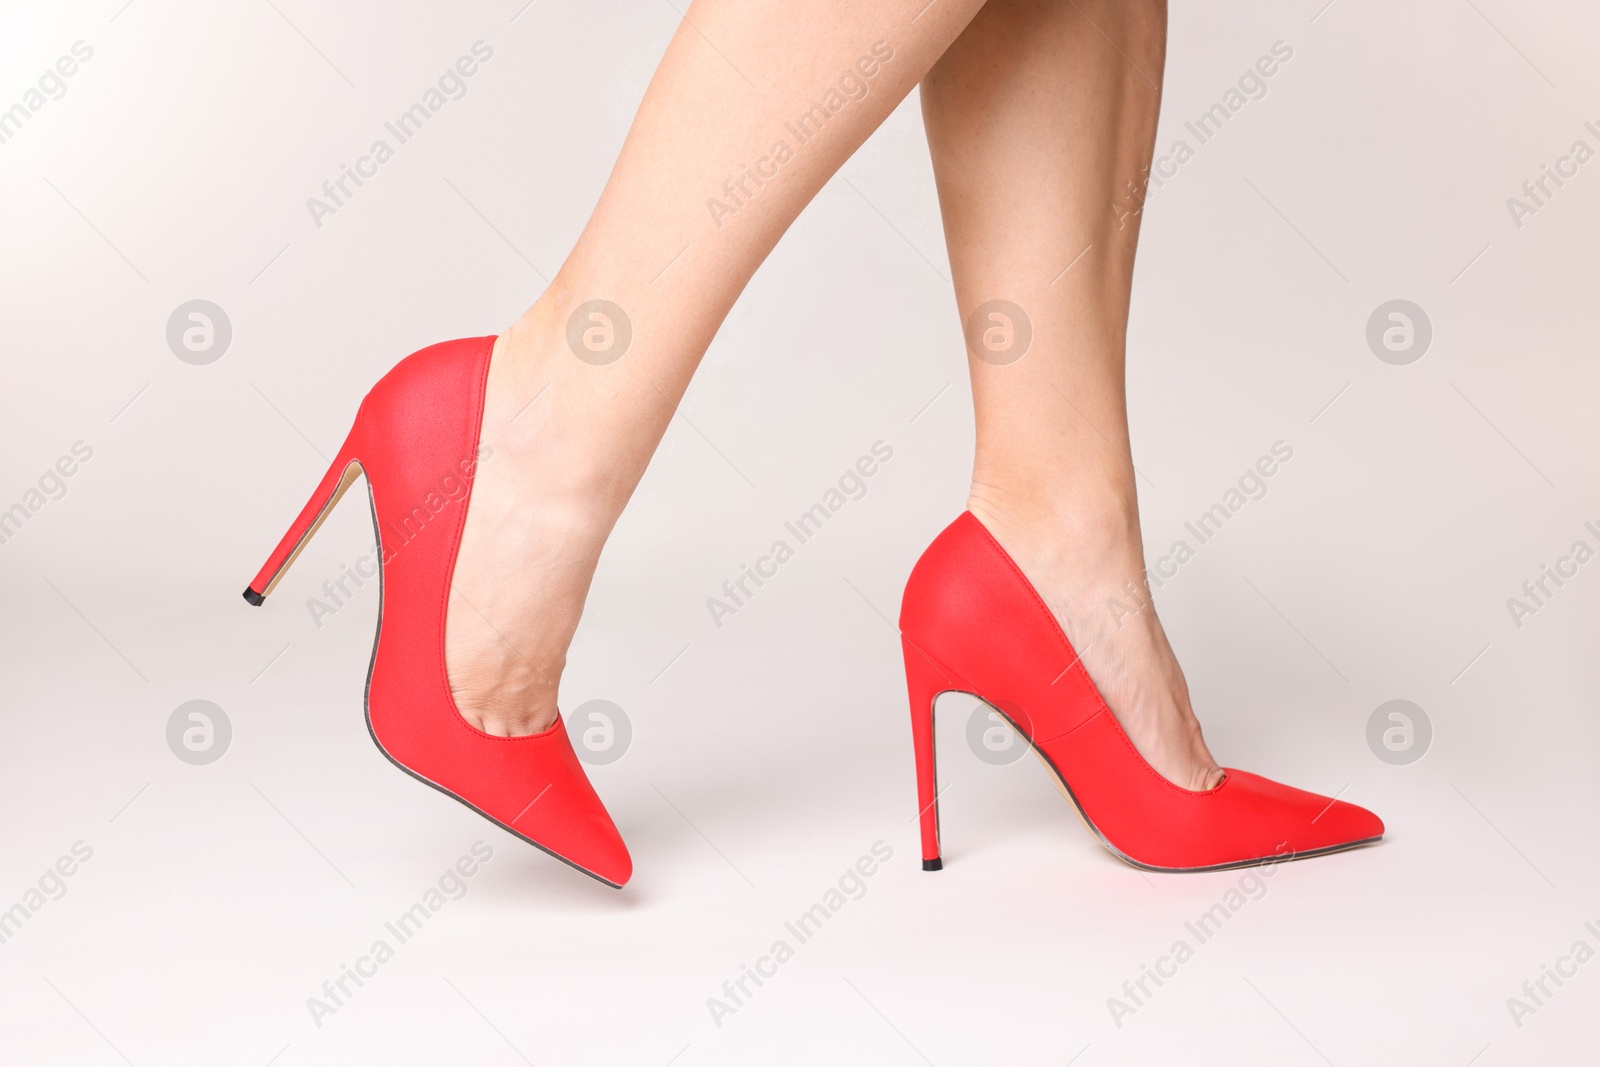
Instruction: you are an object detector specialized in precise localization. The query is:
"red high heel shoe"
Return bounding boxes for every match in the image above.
[901,513,1383,872]
[243,336,632,887]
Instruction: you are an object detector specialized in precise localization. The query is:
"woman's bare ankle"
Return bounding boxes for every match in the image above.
[967,488,1225,791]
[441,310,636,740]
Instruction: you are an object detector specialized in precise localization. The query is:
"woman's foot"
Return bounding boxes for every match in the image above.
[968,491,1225,792]
[443,310,632,738]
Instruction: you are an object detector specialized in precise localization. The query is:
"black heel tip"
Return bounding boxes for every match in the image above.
[922,858,942,872]
[242,588,264,606]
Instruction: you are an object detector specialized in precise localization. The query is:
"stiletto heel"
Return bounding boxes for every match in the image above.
[900,513,1383,872]
[902,635,954,872]
[242,336,632,887]
[243,434,362,606]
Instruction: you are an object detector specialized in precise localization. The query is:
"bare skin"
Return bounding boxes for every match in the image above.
[445,0,990,735]
[925,0,1222,790]
[446,0,1223,791]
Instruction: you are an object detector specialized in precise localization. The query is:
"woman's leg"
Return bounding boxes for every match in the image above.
[448,0,988,735]
[923,0,1224,790]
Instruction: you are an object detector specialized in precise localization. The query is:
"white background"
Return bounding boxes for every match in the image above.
[1,1,1597,1063]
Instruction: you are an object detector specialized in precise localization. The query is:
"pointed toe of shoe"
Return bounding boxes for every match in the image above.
[515,792,633,888]
[1281,788,1384,858]
[1214,769,1384,864]
[482,726,634,888]
[1310,796,1385,850]
[583,837,633,889]
[370,704,635,888]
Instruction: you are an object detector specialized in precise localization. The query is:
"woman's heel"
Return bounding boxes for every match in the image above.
[903,635,953,872]
[242,427,363,606]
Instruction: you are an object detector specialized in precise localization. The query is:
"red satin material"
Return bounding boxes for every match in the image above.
[248,337,632,886]
[901,512,1383,871]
